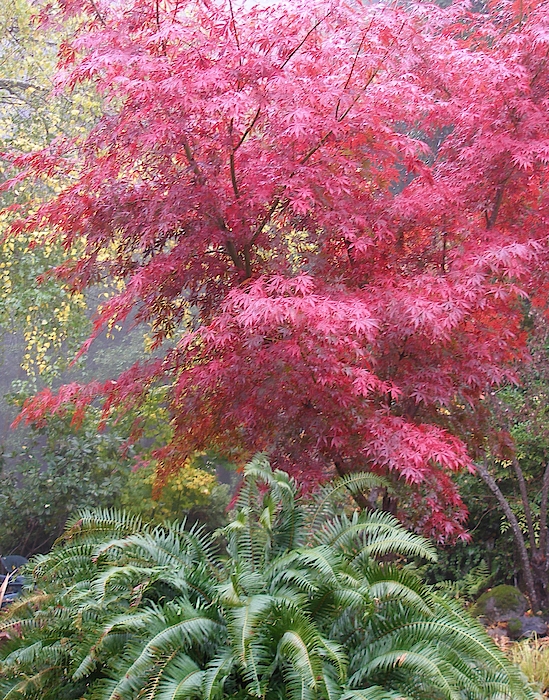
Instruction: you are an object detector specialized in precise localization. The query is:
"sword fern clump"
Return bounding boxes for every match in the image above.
[0,456,535,700]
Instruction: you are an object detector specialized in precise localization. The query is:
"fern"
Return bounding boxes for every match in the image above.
[0,457,535,700]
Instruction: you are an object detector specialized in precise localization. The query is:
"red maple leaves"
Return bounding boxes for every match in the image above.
[8,0,549,539]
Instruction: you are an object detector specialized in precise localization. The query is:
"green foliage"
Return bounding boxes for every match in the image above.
[434,560,492,603]
[0,0,102,379]
[425,471,516,590]
[0,457,534,700]
[0,401,231,556]
[0,413,133,556]
[118,452,232,531]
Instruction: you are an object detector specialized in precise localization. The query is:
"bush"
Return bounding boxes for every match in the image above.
[0,411,232,556]
[0,457,535,700]
[509,638,549,697]
[0,416,132,556]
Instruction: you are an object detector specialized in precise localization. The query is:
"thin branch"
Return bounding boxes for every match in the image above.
[88,0,106,26]
[182,134,248,273]
[182,137,205,184]
[248,194,285,248]
[229,153,240,199]
[300,130,334,167]
[335,23,371,120]
[441,231,447,273]
[228,0,241,52]
[280,10,333,69]
[0,79,45,93]
[246,20,403,269]
[235,107,261,151]
[229,108,262,204]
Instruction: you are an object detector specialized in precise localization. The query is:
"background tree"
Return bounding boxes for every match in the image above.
[0,0,101,379]
[8,0,549,542]
[473,313,549,611]
[426,311,549,611]
[0,387,233,558]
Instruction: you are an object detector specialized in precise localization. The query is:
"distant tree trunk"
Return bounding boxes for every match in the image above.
[476,460,540,612]
[538,462,549,556]
[512,457,537,554]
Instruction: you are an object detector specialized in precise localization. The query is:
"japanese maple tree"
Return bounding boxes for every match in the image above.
[6,0,549,540]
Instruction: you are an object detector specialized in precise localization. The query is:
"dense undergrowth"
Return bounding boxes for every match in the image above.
[0,458,535,700]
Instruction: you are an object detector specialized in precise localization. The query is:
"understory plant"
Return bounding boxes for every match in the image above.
[0,457,535,700]
[509,638,549,698]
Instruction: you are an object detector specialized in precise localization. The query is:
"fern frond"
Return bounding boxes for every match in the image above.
[308,472,388,532]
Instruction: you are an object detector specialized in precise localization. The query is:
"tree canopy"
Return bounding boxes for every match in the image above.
[6,0,549,539]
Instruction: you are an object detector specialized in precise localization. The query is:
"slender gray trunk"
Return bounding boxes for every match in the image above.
[476,461,540,612]
[538,462,549,558]
[512,457,537,554]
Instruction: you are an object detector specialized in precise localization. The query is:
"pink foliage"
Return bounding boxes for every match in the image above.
[8,0,549,539]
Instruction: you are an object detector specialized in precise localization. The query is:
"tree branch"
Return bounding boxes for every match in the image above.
[0,79,45,94]
[225,238,245,272]
[335,25,369,120]
[88,0,106,26]
[230,152,239,199]
[235,108,261,152]
[280,11,333,69]
[333,459,370,510]
[228,0,241,52]
[182,137,205,183]
[247,22,403,265]
[485,184,505,229]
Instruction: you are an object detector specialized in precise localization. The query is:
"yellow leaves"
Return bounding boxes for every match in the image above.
[119,454,221,523]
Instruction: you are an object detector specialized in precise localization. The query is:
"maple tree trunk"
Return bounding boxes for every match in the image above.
[476,461,540,612]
